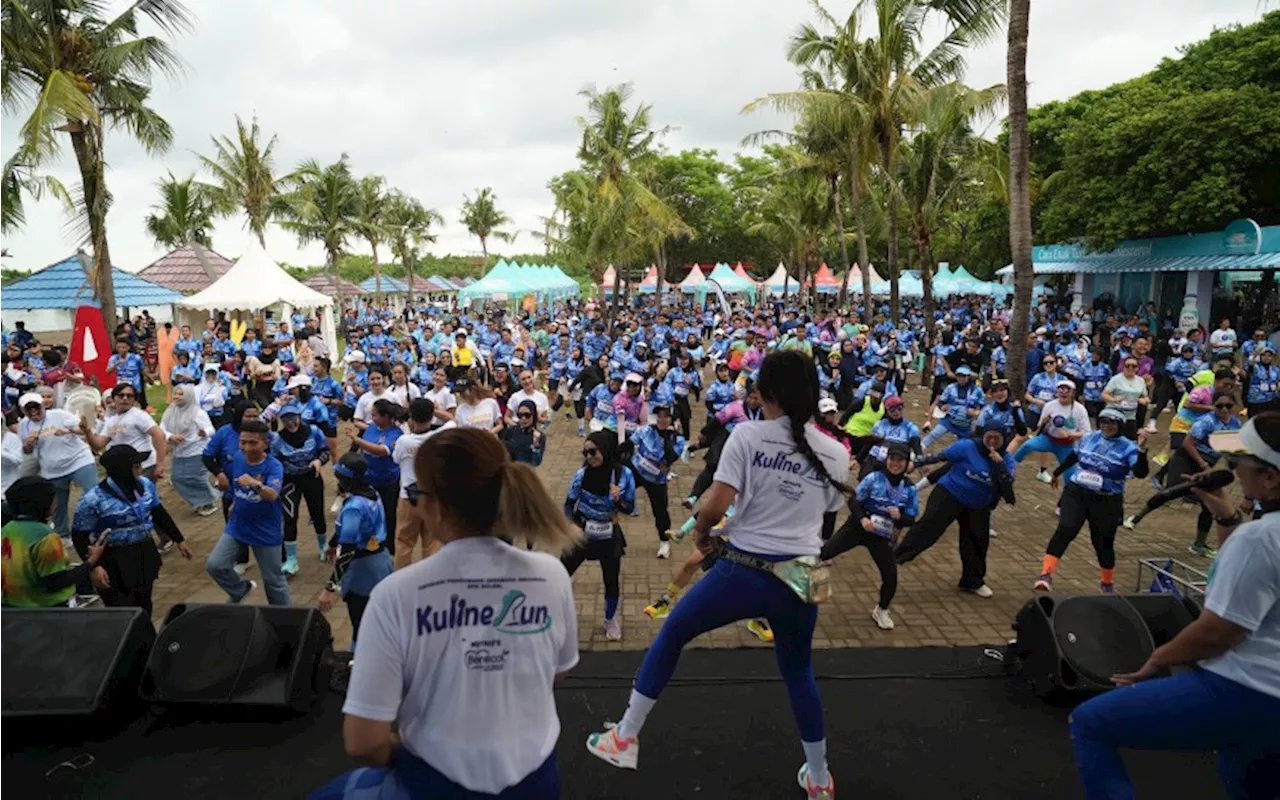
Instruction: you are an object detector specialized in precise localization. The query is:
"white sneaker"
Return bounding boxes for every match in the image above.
[968,584,994,599]
[196,504,217,517]
[1036,470,1052,484]
[233,579,257,604]
[586,724,638,770]
[604,617,622,641]
[871,606,895,630]
[989,528,998,537]
[1145,420,1158,433]
[657,541,671,559]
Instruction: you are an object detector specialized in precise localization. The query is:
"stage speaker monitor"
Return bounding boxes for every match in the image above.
[139,604,333,713]
[1,607,156,722]
[1010,594,1197,697]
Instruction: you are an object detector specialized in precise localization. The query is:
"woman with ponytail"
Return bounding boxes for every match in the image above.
[587,350,850,800]
[320,428,581,799]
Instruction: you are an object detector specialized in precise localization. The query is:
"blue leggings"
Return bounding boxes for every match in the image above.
[1070,668,1280,800]
[634,553,823,742]
[312,749,559,799]
[1014,434,1076,472]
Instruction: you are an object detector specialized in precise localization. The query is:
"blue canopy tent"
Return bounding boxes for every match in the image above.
[700,263,757,303]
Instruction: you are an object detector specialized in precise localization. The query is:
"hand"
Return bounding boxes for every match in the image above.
[86,540,108,566]
[860,517,876,532]
[888,507,901,520]
[24,433,39,449]
[1112,659,1162,686]
[176,542,193,560]
[169,433,187,444]
[1191,485,1235,520]
[987,448,1003,463]
[235,474,258,489]
[310,459,323,475]
[90,566,111,591]
[197,428,208,438]
[215,473,229,491]
[1138,396,1149,405]
[1050,474,1060,489]
[1136,429,1149,449]
[318,589,336,613]
[325,546,336,564]
[609,484,621,501]
[1012,400,1021,408]
[153,463,165,480]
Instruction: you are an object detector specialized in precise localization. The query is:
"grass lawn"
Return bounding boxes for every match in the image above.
[146,382,169,418]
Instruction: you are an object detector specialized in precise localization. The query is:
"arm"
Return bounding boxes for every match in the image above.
[1052,451,1080,478]
[149,424,168,477]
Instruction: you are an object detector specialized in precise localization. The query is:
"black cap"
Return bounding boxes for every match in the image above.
[885,441,911,460]
[100,444,147,469]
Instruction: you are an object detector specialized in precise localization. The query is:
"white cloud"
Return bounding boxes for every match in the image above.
[0,0,1266,273]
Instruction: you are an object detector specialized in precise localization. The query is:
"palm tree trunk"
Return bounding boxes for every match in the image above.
[832,174,852,308]
[656,244,666,301]
[331,248,344,310]
[881,139,901,323]
[479,235,489,269]
[917,216,936,345]
[370,238,382,299]
[848,162,872,315]
[69,125,118,334]
[1007,0,1034,398]
[609,264,622,334]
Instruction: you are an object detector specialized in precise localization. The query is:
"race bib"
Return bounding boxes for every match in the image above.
[1120,399,1137,410]
[1036,390,1053,401]
[625,421,638,433]
[635,454,662,479]
[588,419,605,433]
[1073,470,1104,492]
[869,514,895,538]
[584,519,613,539]
[675,386,689,396]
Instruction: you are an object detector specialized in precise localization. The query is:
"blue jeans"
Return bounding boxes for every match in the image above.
[634,551,823,742]
[313,749,558,799]
[50,462,100,537]
[1071,668,1280,800]
[171,455,219,509]
[205,533,290,605]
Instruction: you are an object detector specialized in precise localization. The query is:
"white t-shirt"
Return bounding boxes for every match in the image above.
[1209,328,1237,352]
[2,430,27,494]
[713,416,850,557]
[19,409,97,479]
[1200,510,1280,699]
[508,389,549,419]
[423,387,457,428]
[454,398,502,431]
[1036,400,1091,440]
[387,382,422,407]
[354,389,403,425]
[97,407,159,469]
[392,422,456,498]
[343,537,578,794]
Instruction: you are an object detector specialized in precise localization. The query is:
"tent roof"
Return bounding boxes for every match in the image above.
[733,262,754,282]
[359,275,408,293]
[177,238,332,311]
[638,265,659,287]
[1,252,183,311]
[810,263,840,287]
[763,263,799,293]
[704,263,757,297]
[678,264,707,290]
[137,243,234,293]
[303,273,364,297]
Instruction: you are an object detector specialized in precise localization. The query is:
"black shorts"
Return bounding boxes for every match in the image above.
[337,405,356,422]
[547,378,561,391]
[320,423,338,438]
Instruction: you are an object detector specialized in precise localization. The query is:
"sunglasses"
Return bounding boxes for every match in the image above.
[517,412,533,419]
[1215,403,1235,409]
[582,447,600,457]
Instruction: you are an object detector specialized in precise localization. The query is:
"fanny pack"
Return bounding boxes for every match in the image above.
[717,546,831,604]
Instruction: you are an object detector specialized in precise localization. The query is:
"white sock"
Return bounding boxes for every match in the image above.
[616,689,656,741]
[914,477,931,491]
[802,739,830,786]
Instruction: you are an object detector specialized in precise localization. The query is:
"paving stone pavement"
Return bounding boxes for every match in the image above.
[111,378,1206,652]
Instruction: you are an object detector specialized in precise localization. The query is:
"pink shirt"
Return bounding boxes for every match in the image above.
[612,391,645,426]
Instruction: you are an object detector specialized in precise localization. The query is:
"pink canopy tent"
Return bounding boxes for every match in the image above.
[599,265,617,294]
[809,263,840,294]
[733,262,754,283]
[637,264,660,293]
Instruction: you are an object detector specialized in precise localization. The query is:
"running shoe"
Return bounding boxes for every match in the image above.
[680,442,691,464]
[1153,453,1169,466]
[233,562,250,576]
[667,471,678,482]
[656,541,671,559]
[1188,544,1218,559]
[1033,573,1053,592]
[160,540,174,554]
[586,724,638,770]
[1036,470,1052,484]
[1145,420,1158,434]
[967,584,994,598]
[1100,581,1115,594]
[644,597,672,619]
[989,528,998,538]
[604,617,623,641]
[1149,475,1163,491]
[1123,515,1137,530]
[797,764,835,799]
[871,606,895,631]
[196,504,217,517]
[233,580,258,604]
[746,618,774,643]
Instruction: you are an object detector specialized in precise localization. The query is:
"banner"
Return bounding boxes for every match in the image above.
[70,305,115,391]
[705,278,732,322]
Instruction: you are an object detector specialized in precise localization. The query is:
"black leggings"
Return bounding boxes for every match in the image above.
[895,486,992,590]
[820,519,898,609]
[99,582,155,617]
[673,395,692,441]
[634,473,672,539]
[1045,483,1121,569]
[689,426,731,500]
[573,398,587,420]
[282,471,327,543]
[561,534,622,605]
[1149,375,1181,419]
[929,374,950,403]
[373,481,399,557]
[347,592,371,645]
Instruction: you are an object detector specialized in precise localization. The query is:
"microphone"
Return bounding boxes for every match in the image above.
[1126,470,1235,528]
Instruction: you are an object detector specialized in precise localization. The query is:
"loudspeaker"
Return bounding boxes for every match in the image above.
[1,608,155,724]
[1009,594,1199,697]
[139,604,333,713]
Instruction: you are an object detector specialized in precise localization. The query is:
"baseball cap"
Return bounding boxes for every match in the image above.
[955,366,975,376]
[1035,326,1048,336]
[18,392,43,409]
[287,374,313,388]
[818,398,838,414]
[885,441,912,460]
[1056,378,1076,389]
[1098,408,1126,423]
[344,350,367,363]
[625,372,644,384]
[885,396,904,409]
[279,402,303,418]
[203,362,221,373]
[65,361,84,375]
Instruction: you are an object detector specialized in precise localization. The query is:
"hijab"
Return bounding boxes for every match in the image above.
[161,385,201,436]
[580,430,619,496]
[100,445,143,498]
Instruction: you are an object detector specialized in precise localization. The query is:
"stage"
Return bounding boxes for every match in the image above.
[4,646,1226,799]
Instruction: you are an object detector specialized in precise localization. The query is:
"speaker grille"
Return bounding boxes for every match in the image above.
[145,606,280,701]
[1052,597,1153,687]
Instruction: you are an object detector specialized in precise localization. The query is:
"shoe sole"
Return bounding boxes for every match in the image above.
[585,739,637,770]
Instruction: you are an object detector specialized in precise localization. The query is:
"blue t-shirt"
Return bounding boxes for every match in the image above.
[855,472,919,537]
[226,454,285,547]
[72,478,161,547]
[271,425,329,475]
[108,352,145,393]
[1071,432,1140,495]
[937,439,1015,510]
[1189,414,1242,462]
[361,424,402,486]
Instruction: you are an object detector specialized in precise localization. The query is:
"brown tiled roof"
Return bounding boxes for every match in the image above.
[137,244,233,293]
[303,273,364,299]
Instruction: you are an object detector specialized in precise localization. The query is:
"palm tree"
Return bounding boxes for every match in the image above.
[459,187,513,264]
[742,146,831,303]
[2,154,71,235]
[197,114,290,246]
[1006,0,1033,398]
[383,190,444,295]
[895,82,1004,342]
[354,175,391,296]
[279,156,362,306]
[2,0,192,331]
[144,172,216,249]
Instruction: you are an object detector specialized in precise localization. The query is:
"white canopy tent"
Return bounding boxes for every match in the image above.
[178,237,339,359]
[678,264,707,293]
[764,263,799,294]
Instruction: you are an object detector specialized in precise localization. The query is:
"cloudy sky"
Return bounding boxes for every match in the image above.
[0,0,1268,274]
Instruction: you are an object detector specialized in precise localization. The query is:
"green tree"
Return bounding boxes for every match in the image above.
[459,187,513,264]
[354,175,391,296]
[144,172,216,249]
[742,146,831,301]
[383,190,444,294]
[279,156,362,306]
[2,0,193,331]
[1,154,70,235]
[197,114,291,246]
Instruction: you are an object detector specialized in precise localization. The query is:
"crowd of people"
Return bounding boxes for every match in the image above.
[2,289,1278,799]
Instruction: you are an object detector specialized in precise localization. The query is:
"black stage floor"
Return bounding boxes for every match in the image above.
[4,646,1226,799]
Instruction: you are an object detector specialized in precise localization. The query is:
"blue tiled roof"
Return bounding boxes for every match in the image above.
[358,275,409,293]
[1,253,185,310]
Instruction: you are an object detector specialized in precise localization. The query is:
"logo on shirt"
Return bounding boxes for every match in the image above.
[415,590,552,636]
[464,640,510,672]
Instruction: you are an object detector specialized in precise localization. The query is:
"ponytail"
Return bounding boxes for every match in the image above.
[497,462,582,555]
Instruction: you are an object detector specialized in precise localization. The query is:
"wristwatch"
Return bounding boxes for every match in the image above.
[1213,511,1244,527]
